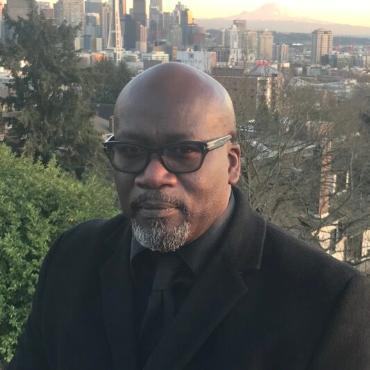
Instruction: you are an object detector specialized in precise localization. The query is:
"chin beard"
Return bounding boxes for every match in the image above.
[131,218,191,253]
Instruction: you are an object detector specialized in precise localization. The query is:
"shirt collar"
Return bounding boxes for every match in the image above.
[130,191,235,276]
[178,192,235,275]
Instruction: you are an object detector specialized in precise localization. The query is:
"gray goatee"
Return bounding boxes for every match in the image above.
[131,218,190,253]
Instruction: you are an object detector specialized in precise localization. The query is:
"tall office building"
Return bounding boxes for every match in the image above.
[311,29,333,64]
[258,30,273,61]
[136,23,147,52]
[246,30,258,62]
[274,43,289,63]
[123,14,136,49]
[120,0,126,16]
[6,0,31,20]
[149,6,163,43]
[233,19,246,31]
[62,0,85,28]
[150,0,162,12]
[180,8,193,25]
[133,0,146,26]
[101,2,111,48]
[228,21,247,66]
[0,0,4,40]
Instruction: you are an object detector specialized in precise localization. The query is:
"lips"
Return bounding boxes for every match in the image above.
[131,193,189,219]
[134,201,179,218]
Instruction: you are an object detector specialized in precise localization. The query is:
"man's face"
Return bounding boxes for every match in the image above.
[114,87,240,252]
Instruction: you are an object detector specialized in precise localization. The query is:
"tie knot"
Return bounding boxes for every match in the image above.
[152,253,180,290]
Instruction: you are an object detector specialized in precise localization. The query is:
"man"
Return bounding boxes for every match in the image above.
[9,63,370,370]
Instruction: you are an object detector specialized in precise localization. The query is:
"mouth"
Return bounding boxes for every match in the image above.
[134,202,180,218]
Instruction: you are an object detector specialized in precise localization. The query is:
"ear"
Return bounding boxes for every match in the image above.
[228,144,241,185]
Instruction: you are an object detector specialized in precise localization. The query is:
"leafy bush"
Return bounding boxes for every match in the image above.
[0,144,118,363]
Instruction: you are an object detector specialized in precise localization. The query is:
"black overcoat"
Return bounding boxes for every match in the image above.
[8,189,370,370]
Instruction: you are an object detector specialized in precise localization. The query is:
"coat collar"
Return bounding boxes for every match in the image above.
[99,187,266,370]
[100,222,138,370]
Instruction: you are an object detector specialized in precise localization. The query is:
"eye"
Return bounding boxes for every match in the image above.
[165,144,202,158]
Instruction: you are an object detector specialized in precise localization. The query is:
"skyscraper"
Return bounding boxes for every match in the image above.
[6,0,31,20]
[150,0,162,12]
[120,0,126,16]
[258,30,273,61]
[0,0,4,38]
[61,0,85,29]
[274,43,289,63]
[311,28,333,65]
[101,2,111,48]
[133,0,146,26]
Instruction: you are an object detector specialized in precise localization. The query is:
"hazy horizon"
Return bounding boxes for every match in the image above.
[125,0,370,28]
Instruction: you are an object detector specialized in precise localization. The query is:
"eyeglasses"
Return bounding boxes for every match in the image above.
[103,134,232,174]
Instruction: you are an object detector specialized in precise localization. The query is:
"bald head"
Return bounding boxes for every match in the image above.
[114,63,236,139]
[111,63,241,250]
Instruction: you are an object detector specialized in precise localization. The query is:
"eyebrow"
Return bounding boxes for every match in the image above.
[114,131,198,144]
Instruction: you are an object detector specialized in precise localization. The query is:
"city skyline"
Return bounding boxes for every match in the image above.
[126,0,370,28]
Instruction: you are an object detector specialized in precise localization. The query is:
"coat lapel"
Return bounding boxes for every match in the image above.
[144,187,267,370]
[144,250,247,370]
[100,223,137,370]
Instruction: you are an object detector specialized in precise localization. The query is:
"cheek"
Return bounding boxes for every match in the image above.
[114,173,135,213]
[182,162,230,214]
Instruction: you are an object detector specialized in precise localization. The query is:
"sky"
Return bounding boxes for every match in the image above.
[126,0,370,27]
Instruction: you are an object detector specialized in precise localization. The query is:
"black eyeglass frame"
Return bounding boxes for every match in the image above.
[103,134,233,174]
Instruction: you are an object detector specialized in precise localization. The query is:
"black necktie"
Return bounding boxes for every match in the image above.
[138,252,181,367]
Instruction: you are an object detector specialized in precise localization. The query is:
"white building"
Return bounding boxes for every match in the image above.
[176,50,217,73]
[0,67,12,98]
[141,51,169,63]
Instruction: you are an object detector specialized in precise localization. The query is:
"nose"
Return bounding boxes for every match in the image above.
[134,154,177,189]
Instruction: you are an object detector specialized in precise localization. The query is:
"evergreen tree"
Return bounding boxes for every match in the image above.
[0,2,101,176]
[86,59,132,105]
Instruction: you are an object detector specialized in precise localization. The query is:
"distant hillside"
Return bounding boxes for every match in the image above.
[197,3,370,37]
[274,33,370,46]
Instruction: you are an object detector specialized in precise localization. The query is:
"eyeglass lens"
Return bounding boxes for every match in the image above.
[110,143,204,173]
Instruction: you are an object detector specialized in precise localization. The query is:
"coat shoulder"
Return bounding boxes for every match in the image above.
[47,214,130,266]
[262,221,362,295]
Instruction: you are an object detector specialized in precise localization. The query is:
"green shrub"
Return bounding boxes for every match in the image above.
[0,144,118,363]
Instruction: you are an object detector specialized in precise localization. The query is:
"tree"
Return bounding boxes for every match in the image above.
[0,144,119,365]
[0,3,102,177]
[238,83,370,268]
[85,59,132,106]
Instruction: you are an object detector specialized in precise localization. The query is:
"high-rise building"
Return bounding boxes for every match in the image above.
[6,0,31,20]
[62,0,85,29]
[180,8,193,25]
[101,2,111,48]
[120,0,126,16]
[123,14,136,49]
[311,28,333,65]
[233,19,246,31]
[221,28,230,48]
[0,0,4,40]
[133,0,146,26]
[258,30,273,61]
[274,43,289,63]
[228,20,247,66]
[136,23,147,52]
[36,1,54,18]
[246,30,258,62]
[150,0,162,12]
[149,6,163,43]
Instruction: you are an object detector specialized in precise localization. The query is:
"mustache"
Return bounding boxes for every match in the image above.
[130,192,189,215]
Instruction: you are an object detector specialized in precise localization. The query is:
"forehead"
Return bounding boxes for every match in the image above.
[115,99,223,144]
